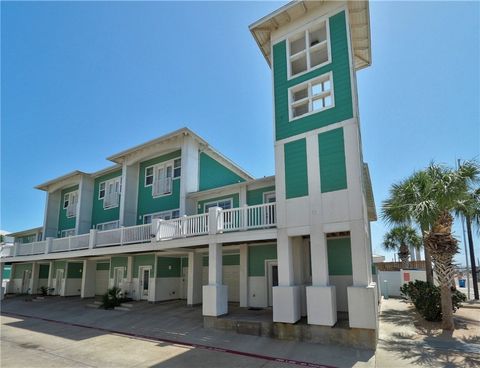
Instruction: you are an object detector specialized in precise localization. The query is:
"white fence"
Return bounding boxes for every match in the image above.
[9,203,277,256]
[378,269,427,297]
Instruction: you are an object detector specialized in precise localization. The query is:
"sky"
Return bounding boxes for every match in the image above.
[1,1,479,265]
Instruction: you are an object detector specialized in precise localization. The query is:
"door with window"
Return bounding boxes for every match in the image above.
[21,270,31,294]
[104,178,121,208]
[66,191,79,217]
[266,261,278,307]
[113,267,124,289]
[153,165,173,196]
[139,267,151,300]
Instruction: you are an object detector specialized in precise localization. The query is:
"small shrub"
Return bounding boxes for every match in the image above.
[400,280,466,321]
[101,287,122,309]
[38,286,48,296]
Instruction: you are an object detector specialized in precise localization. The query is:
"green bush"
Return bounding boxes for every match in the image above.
[38,286,48,296]
[400,280,466,321]
[101,287,122,310]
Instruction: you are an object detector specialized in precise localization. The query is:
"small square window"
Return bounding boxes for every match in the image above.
[292,87,308,102]
[63,193,70,209]
[293,102,309,118]
[289,73,334,120]
[145,167,154,186]
[172,210,180,219]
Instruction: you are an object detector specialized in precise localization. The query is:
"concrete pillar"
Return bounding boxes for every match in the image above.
[273,229,301,323]
[88,229,97,249]
[239,244,248,307]
[306,230,337,326]
[124,256,133,296]
[45,237,53,254]
[120,162,139,227]
[81,260,96,298]
[47,261,54,293]
[29,262,40,295]
[202,242,227,316]
[187,252,202,305]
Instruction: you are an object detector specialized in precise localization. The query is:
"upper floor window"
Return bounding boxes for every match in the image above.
[60,228,76,238]
[289,72,334,121]
[96,220,119,231]
[145,160,178,197]
[63,191,79,218]
[288,20,330,78]
[143,209,180,224]
[174,158,181,178]
[99,177,121,209]
[203,198,232,213]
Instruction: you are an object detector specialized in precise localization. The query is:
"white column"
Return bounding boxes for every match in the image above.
[120,162,139,227]
[187,252,202,305]
[81,260,96,298]
[239,244,248,307]
[179,135,199,215]
[0,262,4,300]
[88,229,97,249]
[202,242,227,316]
[47,261,54,292]
[273,229,301,323]
[29,262,40,295]
[45,237,53,254]
[124,256,133,296]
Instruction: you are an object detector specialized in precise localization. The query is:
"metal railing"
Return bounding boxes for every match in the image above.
[8,203,277,256]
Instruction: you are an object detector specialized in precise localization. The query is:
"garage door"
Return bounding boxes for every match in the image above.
[95,263,110,295]
[223,265,239,302]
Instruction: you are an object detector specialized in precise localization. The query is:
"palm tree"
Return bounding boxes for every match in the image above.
[382,161,479,330]
[382,225,422,269]
[455,186,480,300]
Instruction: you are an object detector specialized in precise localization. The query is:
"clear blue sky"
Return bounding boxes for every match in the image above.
[1,1,479,265]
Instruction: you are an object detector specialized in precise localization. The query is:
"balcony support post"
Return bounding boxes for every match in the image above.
[187,251,203,306]
[45,237,53,255]
[203,242,227,316]
[88,229,97,249]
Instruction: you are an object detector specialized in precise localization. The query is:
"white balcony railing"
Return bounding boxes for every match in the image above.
[152,177,172,197]
[103,192,120,209]
[8,203,277,257]
[66,204,77,218]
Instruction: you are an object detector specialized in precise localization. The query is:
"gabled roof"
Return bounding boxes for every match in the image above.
[35,170,87,191]
[249,0,372,70]
[7,227,43,238]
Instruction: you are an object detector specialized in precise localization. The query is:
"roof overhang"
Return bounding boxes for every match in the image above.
[7,227,43,238]
[363,163,377,221]
[35,170,87,192]
[249,0,371,70]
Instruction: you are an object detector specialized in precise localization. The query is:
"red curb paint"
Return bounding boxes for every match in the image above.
[1,311,337,368]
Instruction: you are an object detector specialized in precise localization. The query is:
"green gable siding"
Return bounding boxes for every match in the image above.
[284,139,308,199]
[16,233,38,244]
[12,263,32,279]
[318,128,347,193]
[3,265,11,279]
[91,170,122,228]
[58,185,79,233]
[273,11,353,141]
[197,193,240,214]
[327,237,352,276]
[202,254,240,267]
[137,151,181,224]
[67,262,83,279]
[248,244,277,277]
[132,254,155,278]
[156,257,181,278]
[96,262,110,271]
[247,186,275,205]
[38,264,50,279]
[199,152,245,191]
[110,257,128,278]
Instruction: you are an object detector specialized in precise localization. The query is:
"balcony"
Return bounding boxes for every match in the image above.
[7,202,276,258]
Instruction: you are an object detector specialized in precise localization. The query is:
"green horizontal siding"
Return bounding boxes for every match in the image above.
[110,256,128,278]
[58,185,78,233]
[137,150,181,224]
[284,139,308,199]
[156,257,181,278]
[91,170,122,228]
[197,193,240,214]
[67,262,83,279]
[318,128,347,193]
[327,238,352,276]
[199,152,246,191]
[133,254,155,278]
[38,264,50,279]
[246,186,275,205]
[273,10,353,141]
[96,262,110,271]
[202,254,240,267]
[3,265,11,279]
[248,244,277,277]
[12,263,32,279]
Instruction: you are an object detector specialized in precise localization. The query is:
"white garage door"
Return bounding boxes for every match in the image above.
[223,265,239,302]
[95,270,109,295]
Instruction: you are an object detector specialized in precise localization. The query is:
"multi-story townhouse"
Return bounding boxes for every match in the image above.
[1,1,377,347]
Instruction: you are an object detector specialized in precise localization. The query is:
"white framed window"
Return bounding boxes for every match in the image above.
[173,158,181,178]
[287,19,330,79]
[96,220,119,231]
[203,198,233,213]
[63,190,79,218]
[145,166,154,187]
[100,177,121,209]
[143,209,180,224]
[60,229,76,238]
[289,72,334,121]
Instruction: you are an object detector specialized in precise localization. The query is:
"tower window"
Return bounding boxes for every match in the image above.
[289,72,334,121]
[288,20,330,78]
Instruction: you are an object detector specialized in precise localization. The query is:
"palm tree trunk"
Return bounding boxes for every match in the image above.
[440,284,454,330]
[466,215,479,300]
[422,229,434,284]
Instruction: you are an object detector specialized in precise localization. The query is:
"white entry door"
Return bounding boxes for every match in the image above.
[113,268,124,289]
[139,267,151,300]
[266,261,278,307]
[55,269,64,295]
[21,270,31,294]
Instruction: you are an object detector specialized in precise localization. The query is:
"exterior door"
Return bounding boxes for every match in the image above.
[114,268,124,289]
[55,269,64,295]
[266,261,278,307]
[139,267,151,300]
[21,270,31,294]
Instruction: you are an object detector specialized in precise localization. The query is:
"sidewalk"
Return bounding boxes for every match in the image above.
[376,298,480,368]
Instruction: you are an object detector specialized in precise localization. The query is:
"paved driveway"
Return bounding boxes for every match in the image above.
[0,296,375,368]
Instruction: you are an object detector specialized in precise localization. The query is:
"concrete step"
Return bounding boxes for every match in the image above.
[114,306,131,311]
